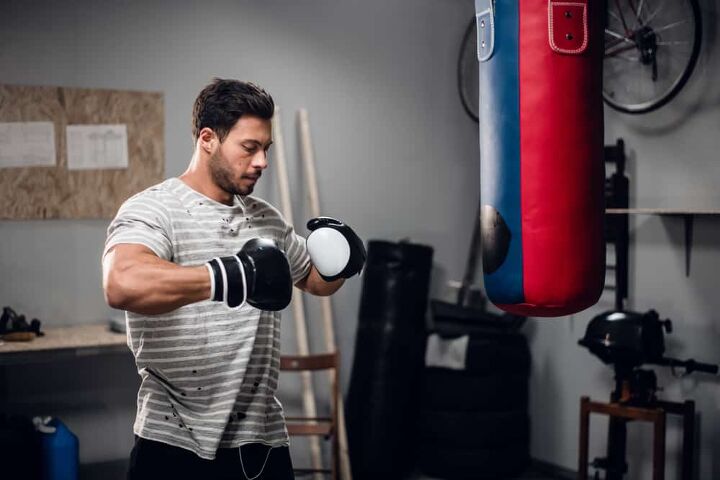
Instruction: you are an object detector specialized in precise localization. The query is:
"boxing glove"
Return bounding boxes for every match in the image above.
[306,217,366,282]
[206,238,292,311]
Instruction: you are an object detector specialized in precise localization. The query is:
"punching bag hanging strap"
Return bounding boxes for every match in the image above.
[476,0,495,62]
[548,0,589,54]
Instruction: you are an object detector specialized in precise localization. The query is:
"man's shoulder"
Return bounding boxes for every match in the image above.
[121,179,179,210]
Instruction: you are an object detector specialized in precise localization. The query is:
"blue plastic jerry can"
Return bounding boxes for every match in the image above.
[36,417,79,480]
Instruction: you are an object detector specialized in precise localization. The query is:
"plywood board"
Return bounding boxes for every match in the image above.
[0,84,164,219]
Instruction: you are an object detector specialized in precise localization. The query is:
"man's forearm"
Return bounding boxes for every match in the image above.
[104,249,211,315]
[297,266,344,296]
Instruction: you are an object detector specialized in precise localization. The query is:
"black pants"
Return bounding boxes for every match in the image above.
[127,436,295,480]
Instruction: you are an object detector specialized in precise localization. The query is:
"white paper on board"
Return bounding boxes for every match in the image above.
[66,124,129,170]
[0,122,57,168]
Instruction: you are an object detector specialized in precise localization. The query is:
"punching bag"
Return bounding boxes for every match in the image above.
[476,0,605,317]
[346,240,433,479]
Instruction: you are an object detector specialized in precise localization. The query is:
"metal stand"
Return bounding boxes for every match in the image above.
[578,396,695,480]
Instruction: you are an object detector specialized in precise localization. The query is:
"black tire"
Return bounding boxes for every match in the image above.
[464,333,530,375]
[418,443,530,480]
[418,409,529,449]
[428,331,530,375]
[421,369,528,412]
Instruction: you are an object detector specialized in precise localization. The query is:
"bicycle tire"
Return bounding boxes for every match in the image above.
[603,0,702,114]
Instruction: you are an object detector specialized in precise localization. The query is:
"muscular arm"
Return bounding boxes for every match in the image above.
[103,244,211,315]
[295,266,344,297]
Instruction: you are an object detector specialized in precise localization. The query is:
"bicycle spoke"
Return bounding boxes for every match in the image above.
[643,1,667,26]
[606,36,629,50]
[614,0,631,34]
[633,0,646,28]
[656,41,690,46]
[605,29,634,43]
[653,19,690,34]
[606,44,638,57]
[608,9,623,23]
[613,54,641,62]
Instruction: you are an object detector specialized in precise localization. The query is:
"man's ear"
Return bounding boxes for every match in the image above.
[198,128,217,154]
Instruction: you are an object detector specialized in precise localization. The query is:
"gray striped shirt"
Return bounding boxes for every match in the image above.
[103,177,311,459]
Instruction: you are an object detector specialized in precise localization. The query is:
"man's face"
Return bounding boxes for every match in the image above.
[208,115,272,196]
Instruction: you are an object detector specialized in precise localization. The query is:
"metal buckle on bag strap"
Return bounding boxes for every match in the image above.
[475,0,495,62]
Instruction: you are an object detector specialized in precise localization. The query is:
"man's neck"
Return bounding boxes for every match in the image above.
[179,154,234,206]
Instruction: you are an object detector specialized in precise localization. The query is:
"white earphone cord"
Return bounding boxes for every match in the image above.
[238,444,274,480]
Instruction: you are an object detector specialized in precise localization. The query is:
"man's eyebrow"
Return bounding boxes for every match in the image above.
[242,139,273,148]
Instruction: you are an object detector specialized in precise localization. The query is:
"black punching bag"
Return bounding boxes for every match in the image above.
[346,240,434,479]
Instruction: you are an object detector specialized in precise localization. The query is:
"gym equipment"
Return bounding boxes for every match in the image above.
[475,0,605,317]
[603,0,703,114]
[0,306,44,340]
[430,197,525,334]
[306,217,366,282]
[577,309,718,480]
[418,328,531,479]
[206,238,293,310]
[346,240,433,479]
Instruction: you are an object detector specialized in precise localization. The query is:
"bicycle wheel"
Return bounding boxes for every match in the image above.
[603,0,702,114]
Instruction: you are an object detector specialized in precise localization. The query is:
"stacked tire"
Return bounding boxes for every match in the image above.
[418,331,531,479]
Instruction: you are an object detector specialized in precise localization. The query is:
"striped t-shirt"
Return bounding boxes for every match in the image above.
[103,177,311,460]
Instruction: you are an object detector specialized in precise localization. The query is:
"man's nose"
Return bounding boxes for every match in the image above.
[252,151,268,170]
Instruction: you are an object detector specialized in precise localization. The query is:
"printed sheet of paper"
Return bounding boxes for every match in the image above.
[0,122,57,168]
[66,124,129,170]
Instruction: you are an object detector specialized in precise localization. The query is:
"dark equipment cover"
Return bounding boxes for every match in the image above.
[346,240,433,480]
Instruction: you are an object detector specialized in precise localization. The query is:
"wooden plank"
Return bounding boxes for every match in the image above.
[281,353,338,371]
[298,108,353,480]
[271,109,324,479]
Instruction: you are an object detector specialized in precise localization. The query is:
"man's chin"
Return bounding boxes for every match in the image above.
[235,185,254,196]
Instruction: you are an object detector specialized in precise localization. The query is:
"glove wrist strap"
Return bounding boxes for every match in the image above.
[219,255,246,308]
[205,263,216,301]
[207,258,224,302]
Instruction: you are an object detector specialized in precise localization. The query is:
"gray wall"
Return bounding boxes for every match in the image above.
[0,0,478,466]
[527,2,720,479]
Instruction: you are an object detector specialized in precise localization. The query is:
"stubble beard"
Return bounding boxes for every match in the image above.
[209,150,254,196]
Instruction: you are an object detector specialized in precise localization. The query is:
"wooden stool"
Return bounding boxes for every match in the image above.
[578,396,695,480]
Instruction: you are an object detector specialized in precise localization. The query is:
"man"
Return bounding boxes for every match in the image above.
[102,78,365,480]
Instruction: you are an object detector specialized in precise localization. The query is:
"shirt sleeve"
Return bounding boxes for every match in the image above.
[282,221,311,284]
[103,192,173,261]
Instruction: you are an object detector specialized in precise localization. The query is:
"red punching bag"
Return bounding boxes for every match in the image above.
[476,0,605,317]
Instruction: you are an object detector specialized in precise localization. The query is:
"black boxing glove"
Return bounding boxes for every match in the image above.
[206,238,292,311]
[306,217,367,282]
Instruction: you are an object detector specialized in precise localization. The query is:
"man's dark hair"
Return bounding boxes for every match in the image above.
[192,78,274,143]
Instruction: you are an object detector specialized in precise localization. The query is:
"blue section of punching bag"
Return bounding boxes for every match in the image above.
[39,418,79,480]
[476,0,524,304]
